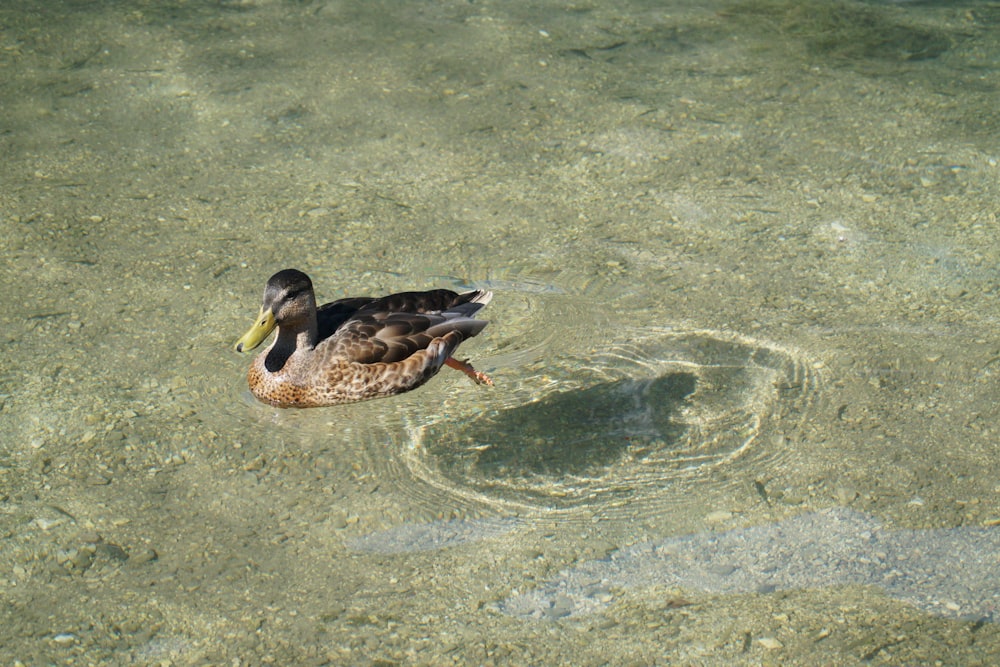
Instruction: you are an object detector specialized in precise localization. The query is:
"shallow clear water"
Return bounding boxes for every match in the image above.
[2,0,999,664]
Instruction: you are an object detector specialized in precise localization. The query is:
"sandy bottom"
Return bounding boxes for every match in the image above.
[2,0,999,664]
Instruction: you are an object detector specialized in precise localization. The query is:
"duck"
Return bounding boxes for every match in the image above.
[234,269,493,408]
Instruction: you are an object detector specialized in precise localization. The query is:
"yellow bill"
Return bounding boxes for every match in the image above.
[234,308,277,352]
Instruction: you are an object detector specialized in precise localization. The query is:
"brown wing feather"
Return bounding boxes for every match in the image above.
[316,296,376,342]
[321,289,491,365]
[356,289,480,315]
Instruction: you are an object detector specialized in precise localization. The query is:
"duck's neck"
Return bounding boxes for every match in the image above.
[265,311,319,372]
[275,314,319,353]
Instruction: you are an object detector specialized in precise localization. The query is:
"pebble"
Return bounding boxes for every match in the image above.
[834,486,858,505]
[72,546,96,570]
[546,594,575,619]
[86,474,111,486]
[130,547,158,565]
[51,632,76,646]
[705,510,733,524]
[34,517,65,531]
[96,542,130,562]
[781,491,806,505]
[758,637,783,650]
[243,455,266,472]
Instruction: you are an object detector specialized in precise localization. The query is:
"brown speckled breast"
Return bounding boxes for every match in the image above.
[247,331,463,408]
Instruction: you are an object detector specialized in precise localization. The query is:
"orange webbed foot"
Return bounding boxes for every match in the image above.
[444,356,494,386]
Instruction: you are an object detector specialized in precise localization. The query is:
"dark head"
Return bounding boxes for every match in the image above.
[235,269,317,352]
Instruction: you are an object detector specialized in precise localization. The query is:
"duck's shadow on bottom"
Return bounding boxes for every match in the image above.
[423,372,698,485]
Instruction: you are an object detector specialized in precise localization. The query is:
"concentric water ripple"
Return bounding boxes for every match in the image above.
[401,322,822,515]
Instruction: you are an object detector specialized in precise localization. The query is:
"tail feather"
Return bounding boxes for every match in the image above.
[426,317,488,339]
[443,290,492,319]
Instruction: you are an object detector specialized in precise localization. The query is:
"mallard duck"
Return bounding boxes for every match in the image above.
[235,269,493,408]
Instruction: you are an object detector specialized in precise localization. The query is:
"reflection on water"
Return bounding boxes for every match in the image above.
[348,508,1000,623]
[347,516,523,554]
[502,507,1000,622]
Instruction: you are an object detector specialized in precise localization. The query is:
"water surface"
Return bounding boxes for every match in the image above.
[2,0,999,664]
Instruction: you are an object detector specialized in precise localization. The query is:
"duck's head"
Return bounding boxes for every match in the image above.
[235,269,317,352]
